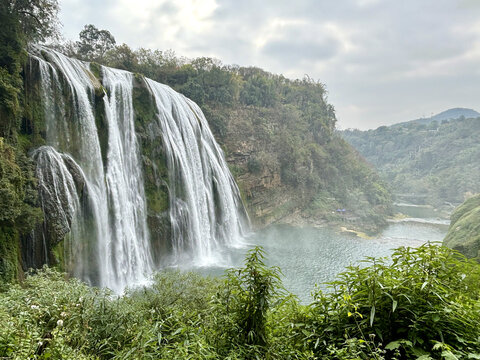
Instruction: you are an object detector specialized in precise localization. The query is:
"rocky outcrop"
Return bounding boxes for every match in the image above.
[214,105,392,233]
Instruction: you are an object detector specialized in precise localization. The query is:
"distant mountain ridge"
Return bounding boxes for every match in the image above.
[391,107,479,128]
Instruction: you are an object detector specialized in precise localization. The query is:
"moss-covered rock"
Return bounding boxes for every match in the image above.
[444,194,480,260]
[0,139,42,284]
[132,74,171,264]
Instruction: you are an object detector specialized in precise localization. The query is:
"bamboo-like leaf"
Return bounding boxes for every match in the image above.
[370,305,375,327]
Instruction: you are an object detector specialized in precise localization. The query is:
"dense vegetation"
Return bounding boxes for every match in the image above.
[444,194,480,261]
[342,115,480,208]
[0,0,54,283]
[2,244,480,359]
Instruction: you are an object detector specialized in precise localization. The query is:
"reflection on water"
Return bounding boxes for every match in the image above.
[187,219,448,304]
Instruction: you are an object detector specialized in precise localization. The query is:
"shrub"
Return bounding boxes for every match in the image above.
[2,245,480,359]
[300,243,480,359]
[211,246,285,357]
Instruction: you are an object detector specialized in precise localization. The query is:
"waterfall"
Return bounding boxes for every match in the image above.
[146,80,246,264]
[33,48,153,292]
[32,146,92,280]
[101,66,153,288]
[29,47,247,290]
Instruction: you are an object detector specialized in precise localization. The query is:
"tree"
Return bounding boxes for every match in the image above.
[77,24,116,62]
[240,75,277,107]
[1,0,60,138]
[0,0,60,137]
[5,0,60,42]
[104,43,137,71]
[213,247,283,356]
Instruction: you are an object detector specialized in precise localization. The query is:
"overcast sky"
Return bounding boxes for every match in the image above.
[58,0,480,129]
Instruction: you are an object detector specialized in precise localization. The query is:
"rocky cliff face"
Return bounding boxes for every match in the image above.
[223,108,296,226]
[211,105,392,233]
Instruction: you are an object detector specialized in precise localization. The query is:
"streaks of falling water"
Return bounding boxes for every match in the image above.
[31,146,92,279]
[146,79,248,265]
[101,66,153,289]
[30,46,248,291]
[37,50,112,288]
[34,48,152,292]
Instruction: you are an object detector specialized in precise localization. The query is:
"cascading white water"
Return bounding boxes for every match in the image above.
[146,80,246,264]
[30,46,247,290]
[36,51,113,288]
[32,146,91,279]
[101,66,153,288]
[34,48,153,292]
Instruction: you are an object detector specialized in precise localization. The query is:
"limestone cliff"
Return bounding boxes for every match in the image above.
[210,105,393,233]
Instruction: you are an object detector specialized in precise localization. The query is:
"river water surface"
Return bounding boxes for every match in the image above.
[191,205,449,303]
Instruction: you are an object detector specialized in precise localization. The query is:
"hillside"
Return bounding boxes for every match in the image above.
[342,113,480,208]
[142,64,393,232]
[444,194,480,260]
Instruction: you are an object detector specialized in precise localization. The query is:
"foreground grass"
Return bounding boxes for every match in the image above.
[1,244,480,359]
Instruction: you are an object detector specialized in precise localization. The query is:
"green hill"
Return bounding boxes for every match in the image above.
[342,114,480,208]
[444,194,480,260]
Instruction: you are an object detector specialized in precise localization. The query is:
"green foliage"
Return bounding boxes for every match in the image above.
[247,156,262,174]
[0,139,42,230]
[299,243,480,359]
[0,138,42,284]
[131,77,169,213]
[77,24,116,63]
[0,139,25,223]
[0,1,25,140]
[449,194,480,226]
[0,68,22,138]
[0,249,299,359]
[212,247,283,357]
[444,194,480,260]
[0,268,216,359]
[0,226,19,287]
[4,0,60,43]
[240,74,277,107]
[2,245,480,359]
[342,117,480,207]
[202,104,227,137]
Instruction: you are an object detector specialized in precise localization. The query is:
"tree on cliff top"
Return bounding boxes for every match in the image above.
[4,0,60,43]
[76,24,116,62]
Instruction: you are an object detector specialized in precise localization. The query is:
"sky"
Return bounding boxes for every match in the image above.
[58,0,480,130]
